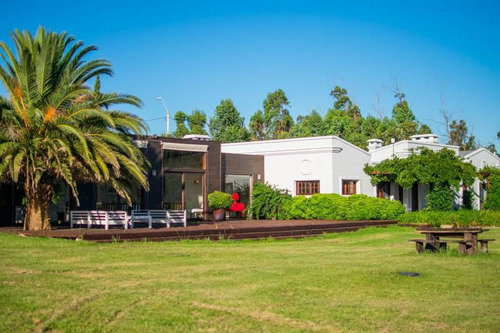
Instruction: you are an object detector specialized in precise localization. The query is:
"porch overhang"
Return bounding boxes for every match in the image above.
[161,142,209,152]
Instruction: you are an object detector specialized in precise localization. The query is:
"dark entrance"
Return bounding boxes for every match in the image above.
[377,182,391,199]
[398,185,404,204]
[411,183,419,212]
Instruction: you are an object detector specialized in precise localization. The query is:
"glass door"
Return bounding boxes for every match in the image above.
[185,173,204,212]
[164,172,183,210]
[164,172,204,211]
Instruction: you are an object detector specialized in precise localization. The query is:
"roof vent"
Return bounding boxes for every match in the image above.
[410,134,439,144]
[367,139,383,152]
[182,134,211,141]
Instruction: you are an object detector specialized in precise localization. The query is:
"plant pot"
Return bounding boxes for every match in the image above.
[213,209,226,221]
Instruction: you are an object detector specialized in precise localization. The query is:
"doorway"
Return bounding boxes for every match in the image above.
[164,172,204,212]
[411,183,419,212]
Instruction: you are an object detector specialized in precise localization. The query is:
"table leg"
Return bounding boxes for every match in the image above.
[416,241,424,253]
[480,240,489,253]
[426,234,442,251]
[464,232,478,254]
[458,242,466,255]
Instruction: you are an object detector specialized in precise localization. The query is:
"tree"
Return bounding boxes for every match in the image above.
[417,123,432,134]
[262,89,293,139]
[0,28,149,230]
[249,110,265,141]
[330,85,361,120]
[173,111,189,138]
[209,99,249,142]
[486,143,497,155]
[187,109,208,135]
[324,109,351,137]
[290,110,324,138]
[330,86,350,111]
[173,109,208,137]
[391,92,416,124]
[449,119,476,150]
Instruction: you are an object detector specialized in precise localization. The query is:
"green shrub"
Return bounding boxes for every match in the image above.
[247,182,291,220]
[250,183,406,221]
[207,191,233,210]
[483,168,500,210]
[397,210,500,227]
[425,184,454,211]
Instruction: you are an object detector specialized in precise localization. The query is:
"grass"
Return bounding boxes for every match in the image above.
[1,226,499,332]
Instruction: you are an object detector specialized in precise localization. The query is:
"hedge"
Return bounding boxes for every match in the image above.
[248,182,406,220]
[397,210,500,227]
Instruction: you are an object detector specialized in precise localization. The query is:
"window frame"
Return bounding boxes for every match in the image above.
[295,180,320,195]
[341,179,358,196]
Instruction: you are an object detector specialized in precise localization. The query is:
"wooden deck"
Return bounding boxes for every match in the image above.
[1,219,397,243]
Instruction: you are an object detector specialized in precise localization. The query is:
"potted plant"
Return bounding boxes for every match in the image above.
[208,191,233,221]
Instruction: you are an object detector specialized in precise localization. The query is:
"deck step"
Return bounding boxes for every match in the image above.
[91,224,386,243]
[83,221,394,241]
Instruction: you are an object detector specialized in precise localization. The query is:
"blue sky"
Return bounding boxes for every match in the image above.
[1,1,499,146]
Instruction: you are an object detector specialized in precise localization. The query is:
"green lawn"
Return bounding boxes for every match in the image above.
[1,226,499,332]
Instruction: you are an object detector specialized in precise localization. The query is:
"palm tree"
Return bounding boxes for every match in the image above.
[0,28,149,230]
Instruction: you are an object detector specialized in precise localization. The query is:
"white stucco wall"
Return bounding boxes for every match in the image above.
[331,137,373,196]
[370,140,459,164]
[463,148,500,209]
[222,136,375,196]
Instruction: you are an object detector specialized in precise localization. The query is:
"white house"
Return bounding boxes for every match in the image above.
[368,134,461,211]
[368,134,500,211]
[222,133,500,211]
[222,136,374,197]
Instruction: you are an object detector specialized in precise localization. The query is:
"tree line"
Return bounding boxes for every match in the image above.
[171,86,490,151]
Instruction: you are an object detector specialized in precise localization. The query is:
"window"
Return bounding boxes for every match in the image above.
[163,150,205,169]
[225,175,251,206]
[296,180,320,195]
[342,180,357,195]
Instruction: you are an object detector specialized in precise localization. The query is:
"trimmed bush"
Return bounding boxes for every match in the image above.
[249,182,405,221]
[208,191,233,210]
[397,210,500,227]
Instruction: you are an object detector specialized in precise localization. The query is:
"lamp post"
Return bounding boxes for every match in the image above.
[156,96,170,136]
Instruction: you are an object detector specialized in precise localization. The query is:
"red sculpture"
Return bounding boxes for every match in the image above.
[230,192,245,217]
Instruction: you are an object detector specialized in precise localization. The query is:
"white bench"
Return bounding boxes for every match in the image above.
[70,211,128,230]
[167,210,187,227]
[130,210,187,228]
[130,210,152,228]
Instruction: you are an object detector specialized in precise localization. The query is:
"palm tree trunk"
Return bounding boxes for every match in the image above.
[24,182,52,231]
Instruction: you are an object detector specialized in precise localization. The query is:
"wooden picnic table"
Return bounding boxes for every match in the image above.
[410,227,494,255]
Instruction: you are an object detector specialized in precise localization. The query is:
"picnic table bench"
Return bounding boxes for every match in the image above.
[409,228,494,255]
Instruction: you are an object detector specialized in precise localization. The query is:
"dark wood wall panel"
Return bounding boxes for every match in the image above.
[222,153,265,188]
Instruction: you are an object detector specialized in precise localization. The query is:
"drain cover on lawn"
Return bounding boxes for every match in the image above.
[398,271,420,277]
